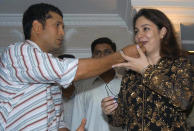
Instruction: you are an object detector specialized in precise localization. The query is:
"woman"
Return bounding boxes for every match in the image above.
[101,8,194,131]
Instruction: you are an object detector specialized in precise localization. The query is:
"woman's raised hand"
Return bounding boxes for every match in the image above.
[113,45,150,74]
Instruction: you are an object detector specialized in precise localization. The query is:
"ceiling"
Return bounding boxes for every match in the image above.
[0,0,193,53]
[0,0,119,14]
[0,0,131,26]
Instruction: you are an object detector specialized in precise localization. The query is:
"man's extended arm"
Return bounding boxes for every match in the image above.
[74,44,141,81]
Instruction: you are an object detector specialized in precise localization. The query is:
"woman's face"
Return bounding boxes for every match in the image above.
[134,16,166,56]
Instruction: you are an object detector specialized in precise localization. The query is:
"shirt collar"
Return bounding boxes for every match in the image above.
[25,40,42,52]
[92,74,118,85]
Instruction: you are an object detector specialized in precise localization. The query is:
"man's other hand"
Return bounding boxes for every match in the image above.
[76,118,86,131]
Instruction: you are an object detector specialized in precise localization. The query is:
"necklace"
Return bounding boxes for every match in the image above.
[104,83,118,101]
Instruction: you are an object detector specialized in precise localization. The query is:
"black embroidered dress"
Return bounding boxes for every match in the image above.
[108,57,194,131]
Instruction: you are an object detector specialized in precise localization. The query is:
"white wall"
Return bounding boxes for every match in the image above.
[0,25,133,58]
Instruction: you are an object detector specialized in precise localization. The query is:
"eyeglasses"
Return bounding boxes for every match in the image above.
[104,83,118,102]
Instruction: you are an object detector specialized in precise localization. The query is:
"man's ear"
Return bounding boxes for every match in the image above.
[160,27,167,39]
[32,20,43,34]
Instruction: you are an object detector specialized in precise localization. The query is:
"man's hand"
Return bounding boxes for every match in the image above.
[76,118,86,131]
[58,119,86,131]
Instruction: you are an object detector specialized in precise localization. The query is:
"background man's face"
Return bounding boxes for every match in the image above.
[92,43,114,58]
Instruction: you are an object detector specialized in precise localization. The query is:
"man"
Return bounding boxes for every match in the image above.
[0,3,140,131]
[71,37,124,131]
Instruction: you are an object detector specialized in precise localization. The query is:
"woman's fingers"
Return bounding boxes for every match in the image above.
[136,44,146,58]
[103,103,118,115]
[101,96,118,115]
[101,97,116,108]
[112,62,131,68]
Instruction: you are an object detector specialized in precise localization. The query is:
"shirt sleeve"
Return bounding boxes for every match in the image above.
[59,111,68,129]
[2,43,78,87]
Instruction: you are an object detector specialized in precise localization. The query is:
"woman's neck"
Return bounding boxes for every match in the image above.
[147,54,161,65]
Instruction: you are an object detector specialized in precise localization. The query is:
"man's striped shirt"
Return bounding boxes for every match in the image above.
[0,40,78,131]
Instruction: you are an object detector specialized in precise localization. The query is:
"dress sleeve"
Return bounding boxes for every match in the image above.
[142,57,194,111]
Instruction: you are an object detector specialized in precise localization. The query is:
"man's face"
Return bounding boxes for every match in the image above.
[92,43,114,58]
[38,11,65,52]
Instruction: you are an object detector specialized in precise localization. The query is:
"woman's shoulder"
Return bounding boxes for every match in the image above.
[162,56,191,63]
[162,56,193,71]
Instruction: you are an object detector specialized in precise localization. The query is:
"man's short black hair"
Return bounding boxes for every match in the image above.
[22,3,63,40]
[91,37,116,53]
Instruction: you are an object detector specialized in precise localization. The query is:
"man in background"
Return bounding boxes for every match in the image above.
[71,37,124,131]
